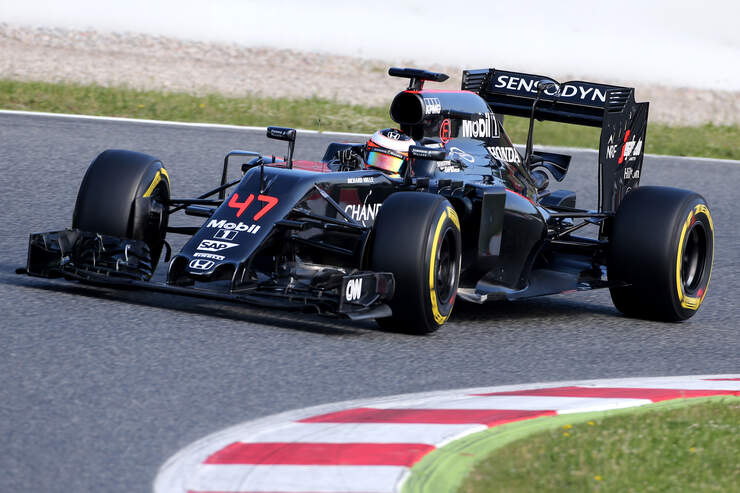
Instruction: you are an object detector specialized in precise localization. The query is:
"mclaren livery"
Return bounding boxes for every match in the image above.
[23,68,715,333]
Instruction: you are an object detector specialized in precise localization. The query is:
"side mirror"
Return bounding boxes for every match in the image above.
[266,126,296,142]
[408,145,446,161]
[266,126,296,168]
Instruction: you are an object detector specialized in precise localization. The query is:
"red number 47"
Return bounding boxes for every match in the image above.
[228,193,279,220]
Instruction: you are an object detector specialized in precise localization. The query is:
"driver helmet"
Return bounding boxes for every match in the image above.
[365,128,415,176]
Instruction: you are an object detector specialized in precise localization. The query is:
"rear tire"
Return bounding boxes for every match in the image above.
[608,186,714,321]
[371,192,461,334]
[72,149,170,272]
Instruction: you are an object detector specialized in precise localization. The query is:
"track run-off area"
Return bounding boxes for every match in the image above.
[1,112,738,492]
[155,375,740,493]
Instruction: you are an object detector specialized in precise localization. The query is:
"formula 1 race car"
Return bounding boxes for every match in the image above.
[23,67,715,333]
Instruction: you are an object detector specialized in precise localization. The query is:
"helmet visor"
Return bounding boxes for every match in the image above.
[366,149,405,175]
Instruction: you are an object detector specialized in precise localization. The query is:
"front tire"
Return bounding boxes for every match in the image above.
[608,186,714,321]
[72,149,170,273]
[371,192,461,334]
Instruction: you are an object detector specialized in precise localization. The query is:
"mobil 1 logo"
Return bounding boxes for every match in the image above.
[461,112,499,139]
[207,219,261,234]
[213,229,238,240]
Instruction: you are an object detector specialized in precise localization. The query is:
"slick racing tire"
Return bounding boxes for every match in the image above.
[608,186,714,321]
[72,149,170,272]
[371,192,461,334]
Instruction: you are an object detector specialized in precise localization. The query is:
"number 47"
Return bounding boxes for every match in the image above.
[228,193,279,220]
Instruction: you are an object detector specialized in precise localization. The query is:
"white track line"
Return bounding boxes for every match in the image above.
[187,464,406,493]
[576,379,740,390]
[0,109,368,137]
[369,395,650,412]
[241,422,485,445]
[2,109,738,163]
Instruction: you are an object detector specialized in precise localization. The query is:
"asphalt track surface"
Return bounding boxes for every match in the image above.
[1,113,738,492]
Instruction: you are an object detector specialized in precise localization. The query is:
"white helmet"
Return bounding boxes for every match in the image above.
[365,128,415,176]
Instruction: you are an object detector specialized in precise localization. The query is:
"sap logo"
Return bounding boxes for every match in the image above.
[193,252,225,261]
[189,259,215,270]
[487,146,521,163]
[213,229,238,240]
[461,113,498,139]
[207,220,261,233]
[345,278,363,302]
[197,239,238,252]
[423,97,441,115]
[345,203,382,223]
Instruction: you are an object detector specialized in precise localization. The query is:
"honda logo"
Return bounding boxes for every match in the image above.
[189,259,215,270]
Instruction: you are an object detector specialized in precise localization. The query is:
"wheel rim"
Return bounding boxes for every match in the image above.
[681,221,707,293]
[435,227,458,304]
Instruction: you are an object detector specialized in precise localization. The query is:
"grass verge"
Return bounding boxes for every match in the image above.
[1,79,738,160]
[0,79,390,134]
[459,398,740,493]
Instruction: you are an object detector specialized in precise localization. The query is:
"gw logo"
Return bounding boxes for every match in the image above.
[345,278,363,302]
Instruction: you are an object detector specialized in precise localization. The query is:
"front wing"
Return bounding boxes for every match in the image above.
[25,229,394,321]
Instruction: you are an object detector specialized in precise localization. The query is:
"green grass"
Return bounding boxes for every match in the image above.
[502,117,740,160]
[0,79,390,134]
[459,399,740,493]
[1,79,738,160]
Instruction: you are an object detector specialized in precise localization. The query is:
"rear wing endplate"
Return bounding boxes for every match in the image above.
[463,68,649,215]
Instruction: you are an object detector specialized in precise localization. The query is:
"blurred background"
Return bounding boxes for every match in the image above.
[4,0,739,89]
[2,0,739,128]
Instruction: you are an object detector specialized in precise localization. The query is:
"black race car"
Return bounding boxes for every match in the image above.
[23,67,715,333]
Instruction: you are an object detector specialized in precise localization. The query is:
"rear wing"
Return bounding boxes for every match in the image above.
[463,68,649,215]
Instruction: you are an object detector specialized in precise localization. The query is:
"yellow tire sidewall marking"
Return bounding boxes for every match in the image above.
[428,207,461,326]
[675,203,713,310]
[143,167,169,198]
[429,210,448,326]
